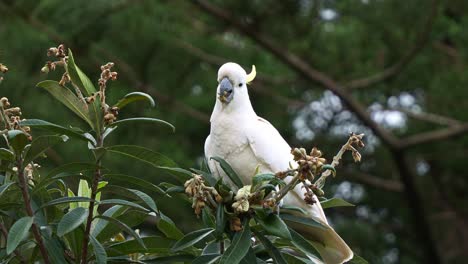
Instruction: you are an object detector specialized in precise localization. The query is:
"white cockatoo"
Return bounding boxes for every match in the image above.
[204,62,353,264]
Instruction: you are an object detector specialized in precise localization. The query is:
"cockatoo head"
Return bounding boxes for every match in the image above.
[216,62,256,105]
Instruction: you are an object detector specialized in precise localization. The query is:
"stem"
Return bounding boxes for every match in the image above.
[0,220,26,263]
[0,103,11,130]
[315,136,354,188]
[17,158,50,264]
[80,135,104,264]
[273,172,301,202]
[219,240,224,254]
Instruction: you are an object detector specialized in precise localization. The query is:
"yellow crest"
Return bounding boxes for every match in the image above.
[246,65,256,84]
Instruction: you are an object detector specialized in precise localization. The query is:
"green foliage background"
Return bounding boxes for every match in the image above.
[1,0,467,263]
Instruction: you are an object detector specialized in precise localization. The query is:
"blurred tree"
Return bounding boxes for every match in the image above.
[1,0,467,263]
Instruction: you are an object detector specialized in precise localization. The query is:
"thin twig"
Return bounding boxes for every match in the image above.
[80,135,103,264]
[16,158,50,264]
[346,0,439,90]
[395,107,462,127]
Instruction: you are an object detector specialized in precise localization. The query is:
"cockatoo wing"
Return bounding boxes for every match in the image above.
[247,117,353,264]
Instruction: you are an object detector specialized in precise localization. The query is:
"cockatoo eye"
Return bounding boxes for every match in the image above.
[238,83,243,87]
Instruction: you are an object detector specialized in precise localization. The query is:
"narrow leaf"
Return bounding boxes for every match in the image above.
[0,182,15,199]
[67,50,97,95]
[104,174,165,196]
[37,80,93,127]
[157,212,184,240]
[20,119,90,142]
[219,221,251,264]
[95,215,146,249]
[193,254,221,264]
[253,230,288,264]
[106,145,177,168]
[289,228,322,261]
[210,156,243,188]
[320,198,354,209]
[99,199,149,212]
[256,213,291,239]
[110,117,175,132]
[57,207,88,236]
[171,228,215,252]
[280,214,327,230]
[24,135,68,163]
[90,234,107,264]
[40,196,94,209]
[7,130,29,154]
[114,91,155,109]
[6,216,33,254]
[107,236,174,256]
[0,148,14,161]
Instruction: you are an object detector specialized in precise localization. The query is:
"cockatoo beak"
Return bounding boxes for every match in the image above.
[218,77,234,104]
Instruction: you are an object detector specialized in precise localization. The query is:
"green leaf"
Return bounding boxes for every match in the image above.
[90,234,107,264]
[40,196,94,209]
[46,162,102,178]
[37,80,94,128]
[0,182,15,199]
[157,212,184,240]
[280,205,308,215]
[127,188,158,212]
[289,228,322,261]
[57,207,88,236]
[280,214,327,230]
[7,130,29,154]
[107,236,175,256]
[171,228,215,252]
[104,174,165,196]
[66,49,97,96]
[252,173,276,188]
[68,50,103,134]
[91,205,125,238]
[77,179,91,208]
[320,198,354,209]
[240,247,257,264]
[219,221,251,264]
[99,199,149,212]
[215,204,226,238]
[348,254,369,264]
[37,80,93,128]
[43,234,68,263]
[110,117,175,132]
[6,216,33,254]
[19,119,91,142]
[24,135,68,163]
[94,215,146,249]
[106,145,177,168]
[193,254,221,264]
[252,230,288,264]
[202,207,216,228]
[104,185,158,212]
[0,148,14,161]
[256,213,291,240]
[210,156,243,188]
[114,92,155,109]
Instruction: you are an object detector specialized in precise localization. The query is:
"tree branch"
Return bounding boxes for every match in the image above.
[346,0,439,90]
[345,170,403,192]
[401,123,468,149]
[191,0,400,149]
[395,107,462,127]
